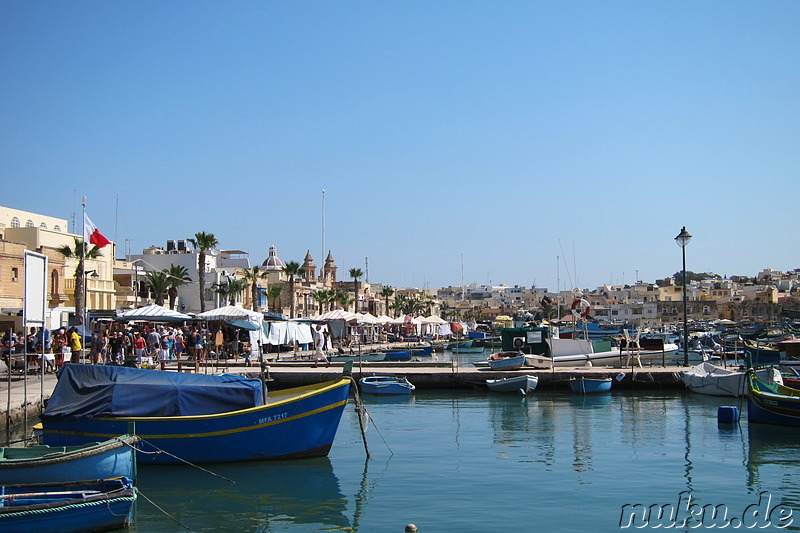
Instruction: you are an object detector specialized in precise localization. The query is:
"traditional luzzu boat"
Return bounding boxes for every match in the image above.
[747,371,800,427]
[37,364,351,464]
[359,375,415,395]
[569,377,612,394]
[0,477,136,533]
[0,435,138,485]
[743,339,783,365]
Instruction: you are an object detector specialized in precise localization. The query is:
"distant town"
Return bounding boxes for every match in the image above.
[1,205,796,331]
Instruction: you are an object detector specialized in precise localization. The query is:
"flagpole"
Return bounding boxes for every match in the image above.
[82,196,87,364]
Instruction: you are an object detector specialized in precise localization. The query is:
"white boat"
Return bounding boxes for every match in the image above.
[524,337,679,368]
[680,362,781,397]
[486,375,539,394]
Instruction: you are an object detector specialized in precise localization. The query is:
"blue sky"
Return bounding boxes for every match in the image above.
[2,2,798,292]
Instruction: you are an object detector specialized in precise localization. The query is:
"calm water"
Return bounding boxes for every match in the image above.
[128,387,800,532]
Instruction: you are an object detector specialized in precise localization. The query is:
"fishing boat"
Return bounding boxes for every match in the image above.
[359,376,415,395]
[486,375,538,394]
[487,352,526,371]
[747,371,800,427]
[743,339,782,365]
[409,345,433,356]
[569,377,612,394]
[383,350,411,361]
[37,364,351,464]
[0,477,136,533]
[0,435,138,485]
[680,362,781,397]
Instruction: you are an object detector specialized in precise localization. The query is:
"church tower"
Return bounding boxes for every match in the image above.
[301,250,316,282]
[321,251,338,285]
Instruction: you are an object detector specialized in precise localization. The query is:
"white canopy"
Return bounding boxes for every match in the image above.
[116,304,191,321]
[375,315,393,324]
[357,313,380,324]
[315,309,359,321]
[196,305,262,321]
[420,315,447,325]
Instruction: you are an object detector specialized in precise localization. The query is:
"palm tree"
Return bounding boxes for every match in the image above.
[281,261,303,318]
[165,264,191,310]
[214,276,248,306]
[187,232,219,313]
[144,271,171,306]
[56,238,102,325]
[267,285,283,314]
[378,286,394,316]
[335,291,354,311]
[242,266,269,312]
[349,268,363,313]
[313,289,332,314]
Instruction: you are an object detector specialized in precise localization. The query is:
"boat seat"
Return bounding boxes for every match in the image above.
[623,329,642,368]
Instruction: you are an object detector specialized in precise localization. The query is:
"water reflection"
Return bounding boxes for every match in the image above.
[134,457,352,532]
[747,424,800,511]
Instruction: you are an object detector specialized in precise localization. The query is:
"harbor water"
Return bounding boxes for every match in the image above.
[125,387,800,532]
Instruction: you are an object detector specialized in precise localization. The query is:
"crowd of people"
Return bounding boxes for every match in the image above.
[1,323,255,373]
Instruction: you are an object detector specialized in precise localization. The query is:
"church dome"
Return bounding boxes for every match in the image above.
[261,245,284,271]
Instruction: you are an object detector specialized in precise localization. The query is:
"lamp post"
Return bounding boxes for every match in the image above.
[83,269,100,364]
[674,227,692,366]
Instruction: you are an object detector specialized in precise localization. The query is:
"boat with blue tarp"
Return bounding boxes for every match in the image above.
[37,364,351,464]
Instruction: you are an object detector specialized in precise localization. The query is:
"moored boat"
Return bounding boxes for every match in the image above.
[680,362,780,397]
[487,352,526,371]
[383,350,411,361]
[747,371,800,427]
[0,477,136,533]
[0,435,138,485]
[38,364,351,464]
[359,375,415,395]
[743,339,782,365]
[569,377,612,394]
[486,375,538,394]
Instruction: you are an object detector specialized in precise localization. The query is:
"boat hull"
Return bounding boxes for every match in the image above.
[383,350,411,361]
[569,378,612,394]
[681,363,778,398]
[359,376,415,395]
[486,375,539,393]
[487,354,526,371]
[0,435,137,485]
[39,379,351,464]
[0,477,135,533]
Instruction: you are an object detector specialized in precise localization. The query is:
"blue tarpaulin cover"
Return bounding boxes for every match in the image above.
[42,364,265,419]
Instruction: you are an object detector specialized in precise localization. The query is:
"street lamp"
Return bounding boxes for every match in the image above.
[674,226,692,366]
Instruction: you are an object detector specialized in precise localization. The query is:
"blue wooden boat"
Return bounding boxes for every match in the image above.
[747,371,800,427]
[383,350,411,361]
[569,377,612,394]
[409,345,433,356]
[0,477,136,533]
[38,364,350,464]
[743,340,782,365]
[487,352,526,371]
[359,375,415,395]
[0,435,138,485]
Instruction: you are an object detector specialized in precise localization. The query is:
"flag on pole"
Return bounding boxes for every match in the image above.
[83,213,110,248]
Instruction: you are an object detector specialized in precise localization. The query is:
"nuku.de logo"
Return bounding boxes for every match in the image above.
[619,491,793,529]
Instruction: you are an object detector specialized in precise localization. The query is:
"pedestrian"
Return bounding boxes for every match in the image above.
[97,331,109,364]
[68,327,82,363]
[159,332,170,370]
[314,325,329,367]
[174,330,184,360]
[133,332,147,364]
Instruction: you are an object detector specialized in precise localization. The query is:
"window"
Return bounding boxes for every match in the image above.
[11,267,19,282]
[10,217,20,228]
[25,220,34,228]
[54,225,62,231]
[40,222,47,229]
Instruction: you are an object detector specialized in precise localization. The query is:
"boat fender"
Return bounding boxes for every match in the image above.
[513,338,525,350]
[571,298,591,318]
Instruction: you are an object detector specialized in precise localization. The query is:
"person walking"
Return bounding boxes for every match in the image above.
[314,325,330,367]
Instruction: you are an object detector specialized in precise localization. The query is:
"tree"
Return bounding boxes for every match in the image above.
[378,286,395,317]
[56,238,102,325]
[439,302,451,321]
[165,264,191,310]
[267,285,283,314]
[144,271,170,307]
[313,289,333,314]
[187,232,219,313]
[349,268,363,313]
[214,276,248,306]
[281,261,303,318]
[242,266,269,312]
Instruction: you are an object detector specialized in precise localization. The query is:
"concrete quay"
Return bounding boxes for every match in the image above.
[254,361,687,391]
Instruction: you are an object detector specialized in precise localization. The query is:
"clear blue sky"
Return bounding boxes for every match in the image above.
[3,2,798,292]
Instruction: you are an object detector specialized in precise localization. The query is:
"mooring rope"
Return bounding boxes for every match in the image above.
[136,488,194,531]
[123,439,235,484]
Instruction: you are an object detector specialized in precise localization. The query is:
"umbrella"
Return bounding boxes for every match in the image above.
[116,303,192,322]
[227,320,259,331]
[197,305,262,321]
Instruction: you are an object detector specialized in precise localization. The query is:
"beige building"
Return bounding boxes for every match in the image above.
[0,206,116,329]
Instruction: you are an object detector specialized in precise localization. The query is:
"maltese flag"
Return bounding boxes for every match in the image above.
[84,213,110,248]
